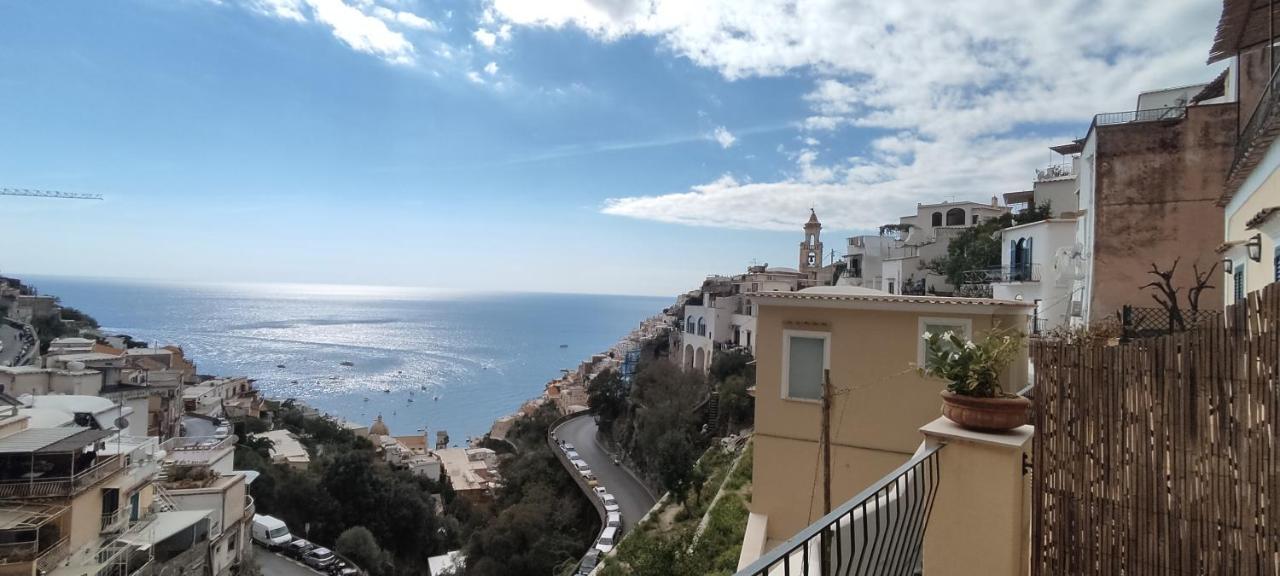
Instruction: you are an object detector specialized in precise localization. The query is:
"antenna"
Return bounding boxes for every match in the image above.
[0,187,103,200]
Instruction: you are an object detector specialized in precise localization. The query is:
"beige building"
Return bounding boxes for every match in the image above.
[745,285,1030,550]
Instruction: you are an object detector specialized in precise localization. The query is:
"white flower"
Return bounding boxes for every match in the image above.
[964,340,976,350]
[921,332,932,340]
[941,330,955,340]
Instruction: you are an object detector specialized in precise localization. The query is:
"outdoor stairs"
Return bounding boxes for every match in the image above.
[152,483,179,513]
[706,391,721,431]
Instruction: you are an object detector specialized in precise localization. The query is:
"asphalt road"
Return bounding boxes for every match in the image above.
[554,416,657,534]
[256,549,321,576]
[0,324,18,366]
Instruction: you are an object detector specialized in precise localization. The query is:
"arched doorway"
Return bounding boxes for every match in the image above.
[694,348,705,372]
[684,344,695,371]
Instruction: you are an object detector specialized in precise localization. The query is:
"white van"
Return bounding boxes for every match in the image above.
[251,514,293,549]
[595,527,618,554]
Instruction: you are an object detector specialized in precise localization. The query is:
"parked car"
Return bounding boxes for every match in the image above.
[593,487,608,499]
[565,450,580,460]
[577,549,602,575]
[284,538,314,559]
[562,442,575,452]
[250,514,292,549]
[571,459,588,470]
[606,511,622,530]
[595,527,618,554]
[304,547,337,569]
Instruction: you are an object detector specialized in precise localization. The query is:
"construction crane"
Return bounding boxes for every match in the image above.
[0,187,102,200]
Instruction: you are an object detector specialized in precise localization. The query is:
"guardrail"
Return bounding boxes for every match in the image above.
[548,410,609,574]
[1035,162,1074,181]
[735,444,943,576]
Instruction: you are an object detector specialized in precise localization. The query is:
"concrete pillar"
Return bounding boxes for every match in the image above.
[920,417,1033,576]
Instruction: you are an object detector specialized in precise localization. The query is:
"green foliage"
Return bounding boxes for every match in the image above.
[587,369,627,435]
[235,403,453,576]
[57,306,98,328]
[1015,201,1052,225]
[656,431,696,505]
[920,327,1022,397]
[626,362,707,483]
[336,526,393,576]
[462,403,598,576]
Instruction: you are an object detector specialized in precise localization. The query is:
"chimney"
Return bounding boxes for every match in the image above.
[991,196,998,207]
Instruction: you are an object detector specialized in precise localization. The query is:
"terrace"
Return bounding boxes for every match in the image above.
[0,503,71,570]
[0,428,123,499]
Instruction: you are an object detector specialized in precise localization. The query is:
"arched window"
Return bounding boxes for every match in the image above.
[931,212,942,227]
[945,208,965,226]
[687,316,695,333]
[697,318,706,336]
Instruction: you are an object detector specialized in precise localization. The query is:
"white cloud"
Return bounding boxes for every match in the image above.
[488,0,1222,230]
[247,0,306,22]
[474,28,498,49]
[484,61,500,75]
[467,70,486,84]
[371,6,435,30]
[304,0,416,64]
[711,126,736,149]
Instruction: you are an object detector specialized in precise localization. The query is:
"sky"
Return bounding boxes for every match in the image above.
[0,0,1224,296]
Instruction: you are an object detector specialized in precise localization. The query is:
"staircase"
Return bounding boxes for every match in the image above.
[151,484,178,513]
[706,391,721,432]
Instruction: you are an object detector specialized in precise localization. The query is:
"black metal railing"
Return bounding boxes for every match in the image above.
[735,445,943,576]
[1234,65,1280,177]
[1093,106,1186,127]
[1118,305,1222,340]
[1035,162,1074,181]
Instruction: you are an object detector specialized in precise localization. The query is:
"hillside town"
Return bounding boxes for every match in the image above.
[1,1,1279,576]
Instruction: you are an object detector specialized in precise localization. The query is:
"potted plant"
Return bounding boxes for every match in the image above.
[920,327,1029,431]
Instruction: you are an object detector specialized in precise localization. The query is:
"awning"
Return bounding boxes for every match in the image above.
[1209,0,1280,64]
[37,429,117,454]
[118,510,211,546]
[0,428,85,454]
[1049,141,1084,155]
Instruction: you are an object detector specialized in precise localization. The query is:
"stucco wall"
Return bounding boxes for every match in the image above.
[750,301,1028,543]
[1089,103,1235,322]
[1225,139,1280,304]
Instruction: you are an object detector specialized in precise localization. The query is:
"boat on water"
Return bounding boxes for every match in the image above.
[340,361,354,367]
[290,380,298,384]
[276,364,286,368]
[559,344,568,348]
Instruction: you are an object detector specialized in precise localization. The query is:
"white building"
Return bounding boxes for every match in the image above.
[258,429,311,470]
[990,219,1080,333]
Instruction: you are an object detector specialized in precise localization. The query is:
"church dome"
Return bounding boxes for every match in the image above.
[369,415,390,436]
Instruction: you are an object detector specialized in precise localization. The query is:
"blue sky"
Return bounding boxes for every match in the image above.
[0,0,1221,295]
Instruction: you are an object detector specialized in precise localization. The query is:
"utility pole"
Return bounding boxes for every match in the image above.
[820,369,833,573]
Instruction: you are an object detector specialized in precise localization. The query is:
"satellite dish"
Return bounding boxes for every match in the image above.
[114,417,129,430]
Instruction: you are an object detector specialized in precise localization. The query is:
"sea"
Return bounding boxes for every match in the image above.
[22,276,670,441]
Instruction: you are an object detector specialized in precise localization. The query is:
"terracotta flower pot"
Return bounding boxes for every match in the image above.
[940,390,1031,432]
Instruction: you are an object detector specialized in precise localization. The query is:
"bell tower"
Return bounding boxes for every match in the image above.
[799,209,823,275]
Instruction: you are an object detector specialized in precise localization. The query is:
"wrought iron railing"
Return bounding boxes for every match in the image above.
[1233,65,1280,178]
[1093,106,1186,126]
[34,536,70,572]
[735,444,943,576]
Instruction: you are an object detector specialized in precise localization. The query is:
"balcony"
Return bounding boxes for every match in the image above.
[736,445,942,575]
[1228,66,1280,198]
[244,495,255,521]
[1035,162,1074,181]
[962,264,1041,285]
[0,454,124,499]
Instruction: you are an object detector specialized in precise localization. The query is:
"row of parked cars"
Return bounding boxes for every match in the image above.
[1,321,35,367]
[252,514,360,576]
[554,440,624,576]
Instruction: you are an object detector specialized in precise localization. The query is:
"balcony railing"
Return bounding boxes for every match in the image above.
[160,435,235,454]
[1232,64,1280,181]
[34,536,70,573]
[244,495,255,521]
[102,509,128,533]
[736,444,943,576]
[962,264,1041,285]
[0,455,124,499]
[1035,162,1074,181]
[1093,106,1186,127]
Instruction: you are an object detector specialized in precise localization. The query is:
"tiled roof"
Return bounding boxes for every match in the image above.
[1246,206,1280,229]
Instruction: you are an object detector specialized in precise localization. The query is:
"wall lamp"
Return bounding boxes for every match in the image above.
[1247,234,1263,262]
[1223,258,1234,275]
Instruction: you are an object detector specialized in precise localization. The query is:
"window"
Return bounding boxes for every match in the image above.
[931,212,942,226]
[945,208,965,226]
[918,317,973,367]
[782,330,828,401]
[697,318,706,336]
[1235,267,1245,303]
[972,214,979,224]
[686,316,694,334]
[887,280,895,294]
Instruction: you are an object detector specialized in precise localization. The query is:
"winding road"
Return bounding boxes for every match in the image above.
[554,416,657,534]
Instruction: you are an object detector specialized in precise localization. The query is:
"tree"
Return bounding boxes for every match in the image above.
[923,204,1052,288]
[336,526,391,576]
[718,374,754,431]
[587,369,627,434]
[655,430,696,505]
[1138,258,1217,332]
